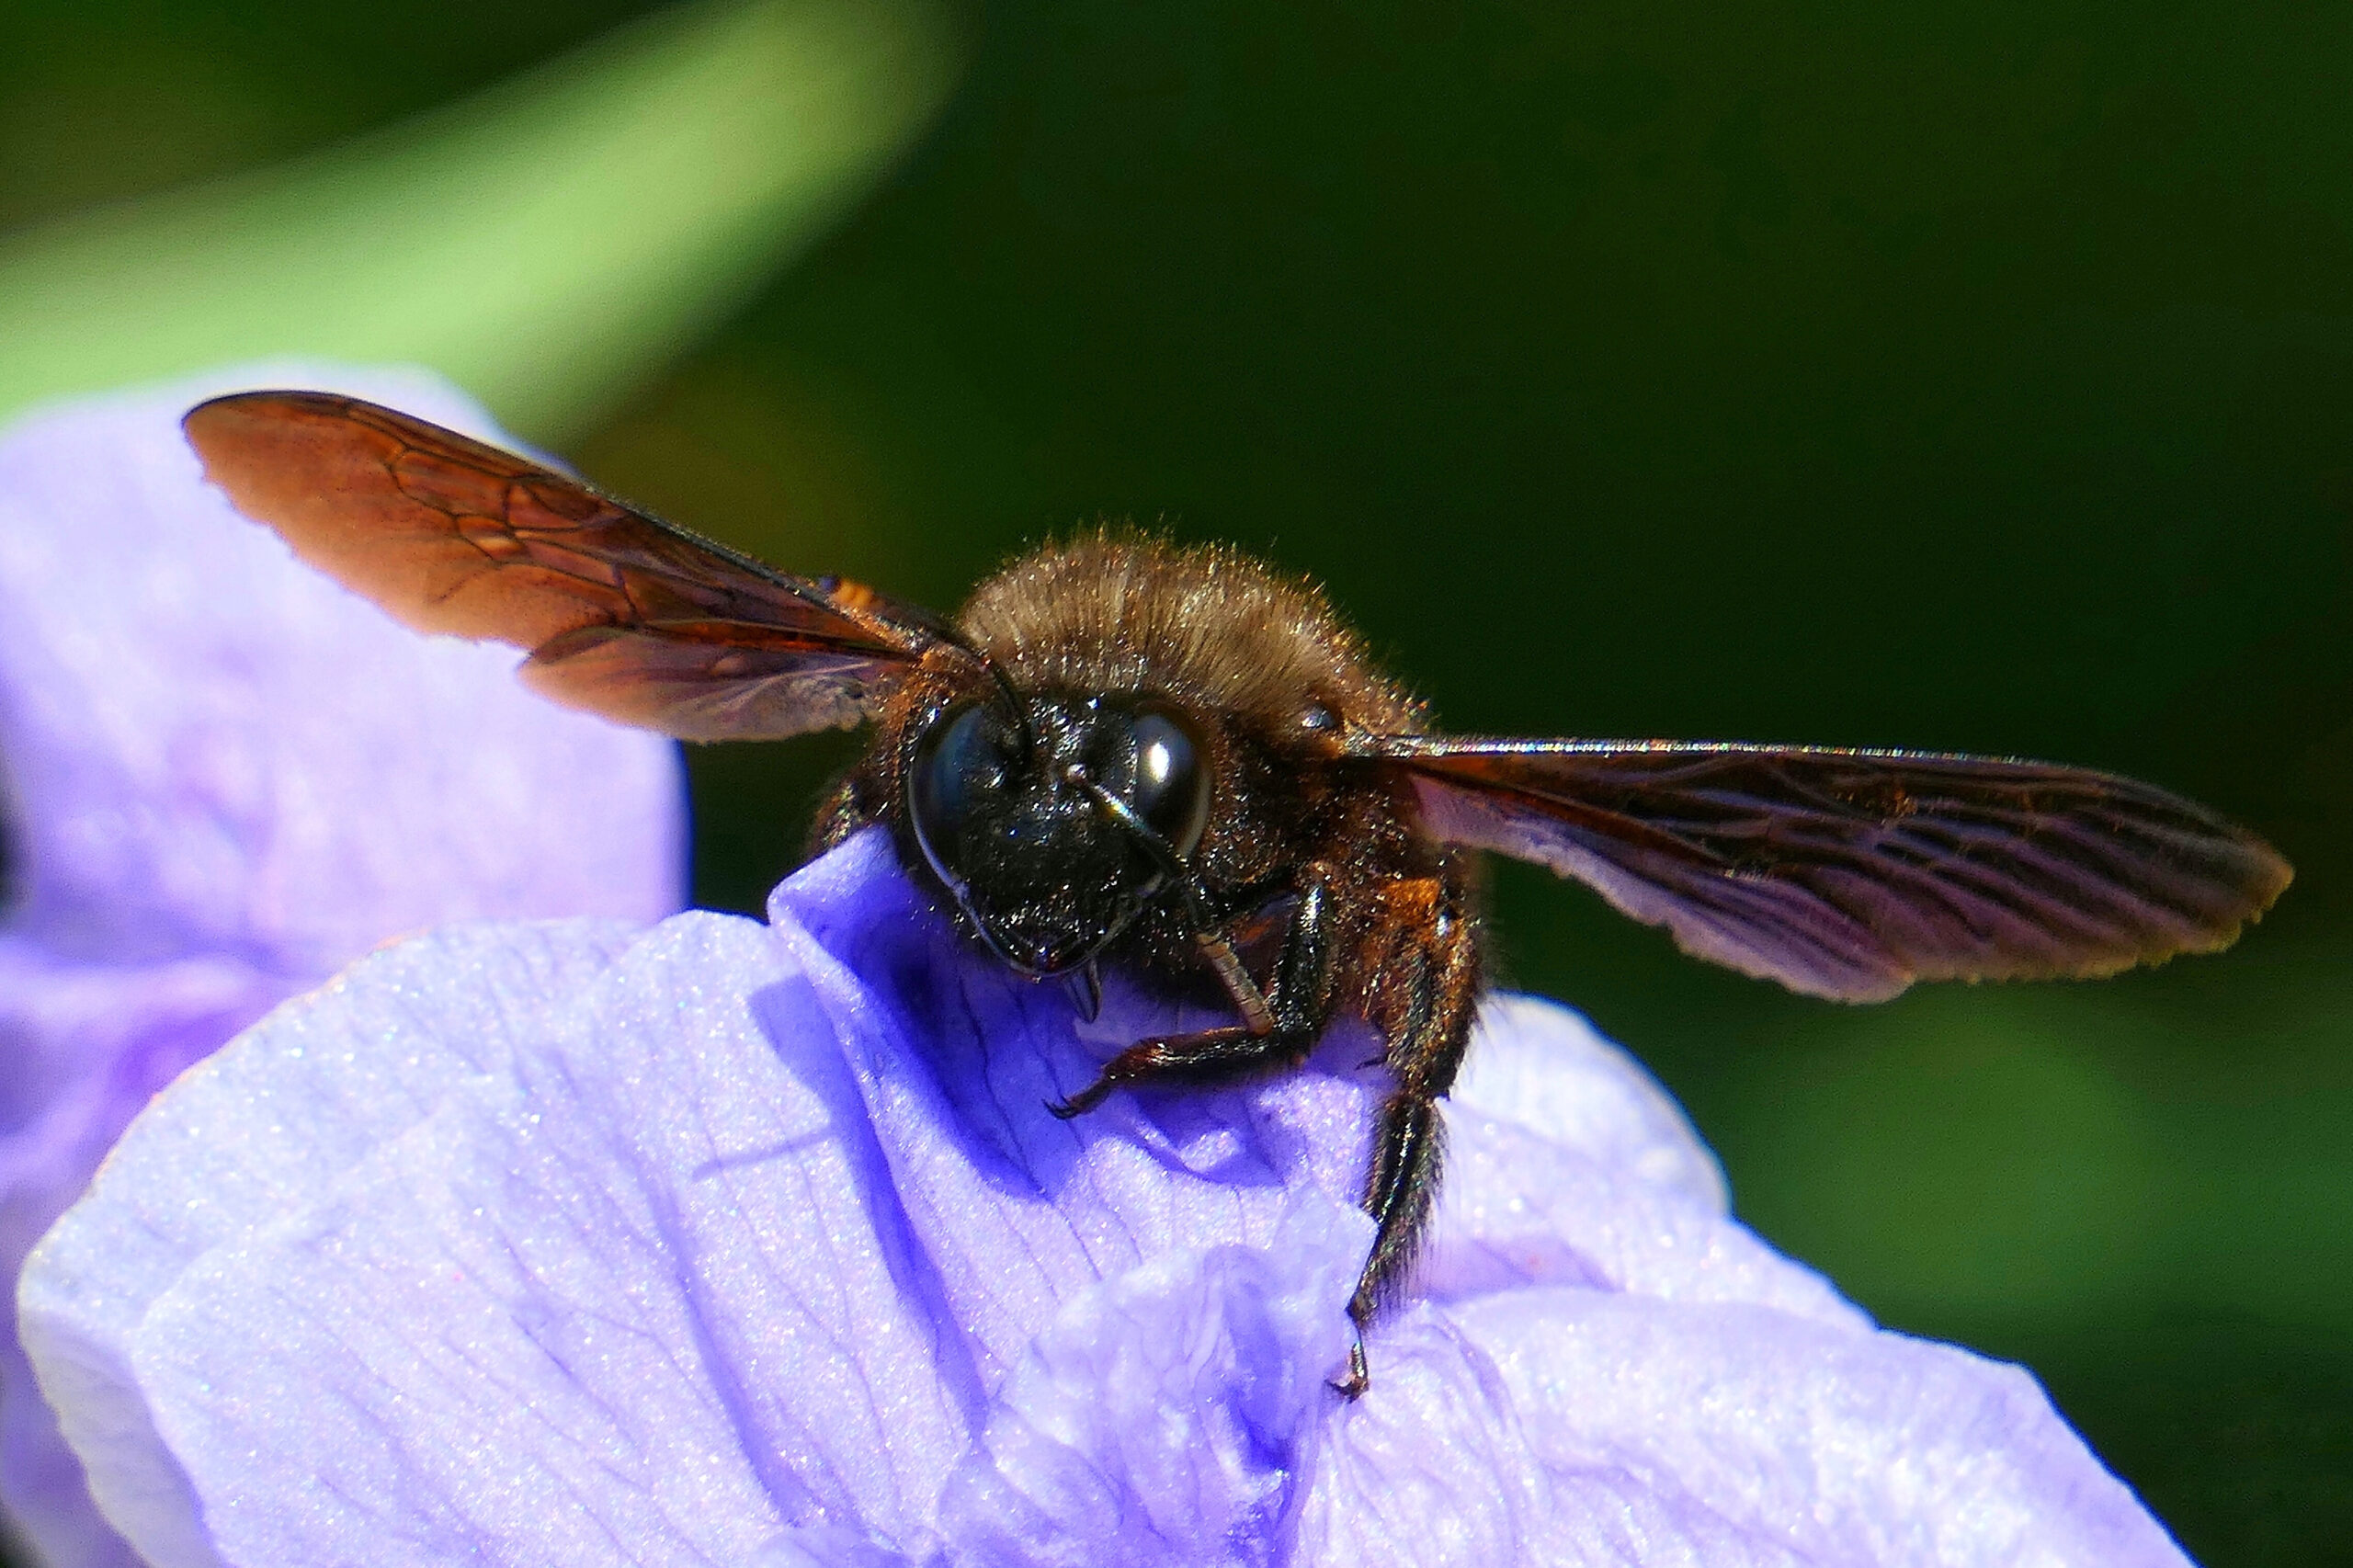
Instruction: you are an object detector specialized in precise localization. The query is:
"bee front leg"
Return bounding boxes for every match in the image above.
[1043,1024,1297,1119]
[1045,875,1338,1119]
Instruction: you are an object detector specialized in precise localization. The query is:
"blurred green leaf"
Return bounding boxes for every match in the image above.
[1725,992,2172,1323]
[1718,972,2353,1340]
[0,0,961,440]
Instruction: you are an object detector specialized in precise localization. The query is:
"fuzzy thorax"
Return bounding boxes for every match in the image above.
[955,533,1424,737]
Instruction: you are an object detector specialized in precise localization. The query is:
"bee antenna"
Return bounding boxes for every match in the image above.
[1063,766,1211,925]
[936,627,1036,760]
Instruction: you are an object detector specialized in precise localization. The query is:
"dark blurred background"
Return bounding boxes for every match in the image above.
[6,2,2347,1561]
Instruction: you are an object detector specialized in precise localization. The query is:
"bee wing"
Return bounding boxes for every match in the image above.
[1362,735,2292,1002]
[183,391,939,740]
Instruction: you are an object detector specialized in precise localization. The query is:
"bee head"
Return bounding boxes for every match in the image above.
[904,692,1210,977]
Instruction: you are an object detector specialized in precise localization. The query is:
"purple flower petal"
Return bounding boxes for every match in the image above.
[27,911,967,1567]
[1292,1309,1558,1564]
[752,1525,918,1568]
[0,366,687,1568]
[0,363,682,970]
[1446,1288,2184,1564]
[769,836,1389,1388]
[22,833,2191,1567]
[935,1199,1368,1568]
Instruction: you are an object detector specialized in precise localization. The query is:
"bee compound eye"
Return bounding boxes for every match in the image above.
[908,702,1011,888]
[1128,707,1210,858]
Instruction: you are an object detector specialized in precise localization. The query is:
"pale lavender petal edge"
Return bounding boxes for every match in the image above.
[0,360,686,974]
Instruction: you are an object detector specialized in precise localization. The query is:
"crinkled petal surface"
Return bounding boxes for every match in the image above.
[22,834,2190,1568]
[0,365,686,1568]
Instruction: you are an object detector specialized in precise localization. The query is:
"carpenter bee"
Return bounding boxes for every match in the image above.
[184,391,2292,1395]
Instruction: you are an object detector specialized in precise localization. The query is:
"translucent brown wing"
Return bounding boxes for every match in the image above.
[1363,736,2292,1002]
[183,391,940,740]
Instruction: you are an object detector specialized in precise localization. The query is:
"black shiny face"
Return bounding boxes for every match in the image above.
[907,693,1211,976]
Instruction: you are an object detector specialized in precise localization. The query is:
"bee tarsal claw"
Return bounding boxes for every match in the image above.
[1328,1338,1371,1400]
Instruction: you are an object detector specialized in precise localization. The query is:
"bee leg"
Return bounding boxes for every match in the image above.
[1335,873,1480,1398]
[1046,876,1339,1119]
[1045,1025,1302,1119]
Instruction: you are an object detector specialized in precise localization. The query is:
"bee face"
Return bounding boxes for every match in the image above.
[904,692,1210,977]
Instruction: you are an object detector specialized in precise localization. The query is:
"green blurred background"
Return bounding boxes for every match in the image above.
[4,1,2347,1561]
